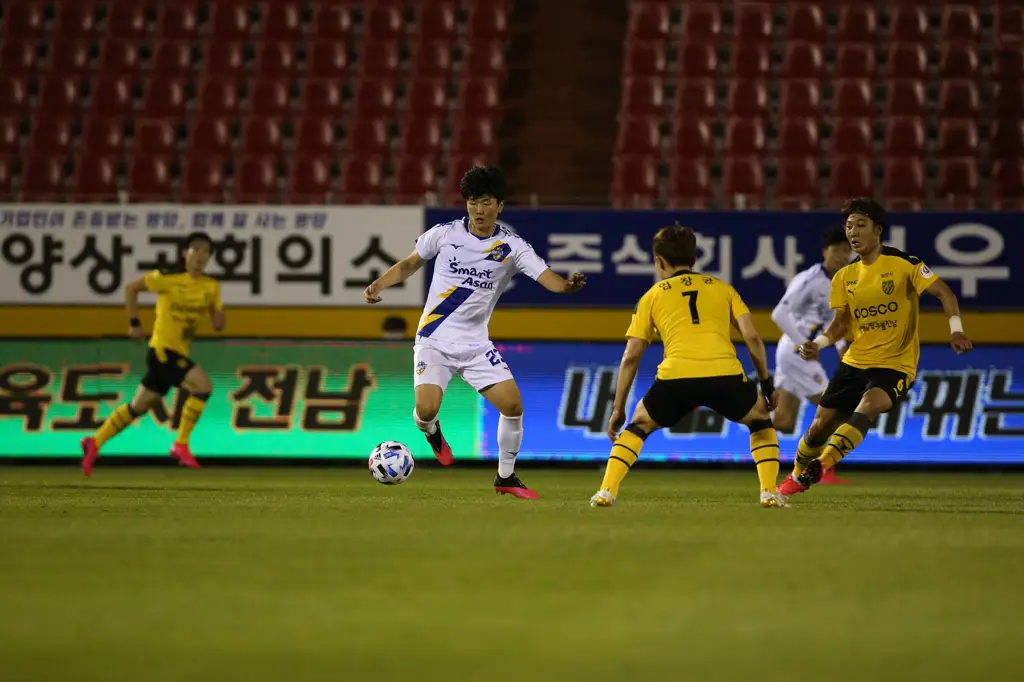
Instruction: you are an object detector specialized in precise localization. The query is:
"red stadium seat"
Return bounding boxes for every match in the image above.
[406,79,449,121]
[0,75,32,117]
[779,80,821,118]
[410,39,454,79]
[393,156,438,204]
[836,44,875,79]
[678,42,719,79]
[734,3,772,43]
[251,78,293,118]
[617,117,660,156]
[468,4,510,41]
[776,119,820,158]
[627,3,670,41]
[936,158,979,209]
[141,77,188,119]
[29,116,73,156]
[995,6,1024,43]
[343,118,390,157]
[786,4,825,43]
[724,118,766,157]
[364,4,404,41]
[461,41,506,79]
[836,6,877,43]
[936,119,979,158]
[181,156,227,204]
[681,4,722,41]
[399,117,444,158]
[2,2,46,39]
[991,161,1024,208]
[0,39,38,75]
[780,42,823,79]
[775,157,819,210]
[620,78,665,118]
[675,79,717,119]
[456,78,501,121]
[197,78,241,117]
[127,155,174,202]
[209,2,251,41]
[888,44,928,79]
[151,41,196,75]
[359,40,402,79]
[313,6,354,41]
[307,41,350,79]
[107,2,148,41]
[255,42,299,78]
[294,117,337,157]
[729,43,770,79]
[992,84,1024,120]
[418,3,457,41]
[722,156,764,209]
[884,79,926,117]
[71,155,119,203]
[54,2,102,39]
[624,42,667,77]
[832,79,874,118]
[0,155,11,200]
[726,80,768,118]
[91,76,136,117]
[891,7,928,43]
[133,119,178,158]
[339,157,384,204]
[990,120,1024,160]
[262,3,304,42]
[157,4,200,41]
[241,117,284,158]
[884,118,926,157]
[351,80,395,120]
[286,155,333,204]
[940,44,979,79]
[941,6,980,43]
[50,39,92,76]
[99,40,144,75]
[667,157,712,209]
[827,157,872,208]
[235,155,280,204]
[0,117,21,156]
[671,117,714,158]
[186,116,233,160]
[81,115,126,159]
[993,46,1024,82]
[39,76,84,116]
[203,41,247,77]
[938,80,980,118]
[612,156,659,209]
[829,119,873,158]
[22,154,66,202]
[452,118,497,156]
[882,158,926,210]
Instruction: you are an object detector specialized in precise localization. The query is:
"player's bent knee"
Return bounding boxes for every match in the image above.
[414,403,439,422]
[501,402,524,418]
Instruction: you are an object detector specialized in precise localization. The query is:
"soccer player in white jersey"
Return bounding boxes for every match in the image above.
[363,166,587,498]
[771,227,853,484]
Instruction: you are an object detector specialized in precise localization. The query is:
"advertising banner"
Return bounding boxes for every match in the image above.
[0,340,481,458]
[425,209,1018,309]
[0,205,424,306]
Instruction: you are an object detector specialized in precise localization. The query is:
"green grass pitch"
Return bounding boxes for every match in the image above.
[2,467,1023,682]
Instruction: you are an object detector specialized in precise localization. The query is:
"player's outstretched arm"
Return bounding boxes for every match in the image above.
[799,306,851,361]
[607,337,647,441]
[536,269,587,294]
[735,313,777,409]
[123,275,150,341]
[925,278,973,354]
[364,250,426,304]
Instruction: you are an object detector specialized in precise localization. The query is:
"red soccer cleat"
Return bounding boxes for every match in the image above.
[494,473,540,499]
[424,422,454,466]
[778,459,824,497]
[820,467,851,485]
[81,437,99,478]
[169,443,201,469]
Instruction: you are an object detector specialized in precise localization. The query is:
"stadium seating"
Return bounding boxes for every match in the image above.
[0,0,513,204]
[612,1,1018,209]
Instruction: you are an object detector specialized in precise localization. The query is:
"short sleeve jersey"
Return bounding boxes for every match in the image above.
[415,218,549,345]
[627,271,750,380]
[143,270,222,356]
[829,246,936,379]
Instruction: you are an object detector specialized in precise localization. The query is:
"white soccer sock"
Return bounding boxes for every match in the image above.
[497,414,523,478]
[413,409,438,436]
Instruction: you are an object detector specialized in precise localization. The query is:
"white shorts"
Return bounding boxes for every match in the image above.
[413,337,513,393]
[775,344,829,399]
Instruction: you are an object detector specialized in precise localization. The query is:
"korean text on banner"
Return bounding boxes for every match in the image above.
[0,205,425,306]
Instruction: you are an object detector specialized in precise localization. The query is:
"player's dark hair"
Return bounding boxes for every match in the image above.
[841,197,887,231]
[185,231,214,251]
[460,165,507,203]
[821,227,848,250]
[164,231,214,274]
[652,223,697,268]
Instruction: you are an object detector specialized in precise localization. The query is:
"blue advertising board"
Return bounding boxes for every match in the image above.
[425,210,1018,309]
[479,343,1024,464]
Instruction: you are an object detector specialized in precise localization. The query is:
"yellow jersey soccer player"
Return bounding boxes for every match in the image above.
[778,198,973,499]
[81,232,225,477]
[591,224,787,509]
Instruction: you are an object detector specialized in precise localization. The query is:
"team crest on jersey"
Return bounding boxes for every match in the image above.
[882,279,895,296]
[416,360,427,375]
[483,241,512,263]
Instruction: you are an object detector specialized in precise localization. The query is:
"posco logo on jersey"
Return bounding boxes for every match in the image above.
[853,302,899,319]
[449,259,495,289]
[171,301,208,315]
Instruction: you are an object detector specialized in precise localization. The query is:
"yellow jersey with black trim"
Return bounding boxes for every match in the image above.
[143,270,222,357]
[829,246,937,379]
[627,271,751,380]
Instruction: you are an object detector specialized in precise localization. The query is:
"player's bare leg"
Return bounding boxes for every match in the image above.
[413,384,453,466]
[591,400,660,507]
[738,399,787,508]
[168,366,211,469]
[481,379,537,499]
[82,386,161,477]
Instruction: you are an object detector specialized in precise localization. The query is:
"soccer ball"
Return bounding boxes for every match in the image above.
[369,441,415,485]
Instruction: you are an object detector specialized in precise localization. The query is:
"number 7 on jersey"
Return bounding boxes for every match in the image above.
[682,291,700,324]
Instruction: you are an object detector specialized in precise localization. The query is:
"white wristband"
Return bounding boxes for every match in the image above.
[813,334,832,350]
[949,315,964,334]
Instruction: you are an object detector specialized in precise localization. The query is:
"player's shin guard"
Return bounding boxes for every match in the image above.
[793,433,826,476]
[94,403,141,449]
[599,424,647,497]
[820,412,870,470]
[175,392,210,446]
[749,419,780,493]
[497,414,523,478]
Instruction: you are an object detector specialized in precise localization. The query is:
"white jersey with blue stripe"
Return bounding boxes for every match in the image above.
[415,218,549,345]
[773,263,834,350]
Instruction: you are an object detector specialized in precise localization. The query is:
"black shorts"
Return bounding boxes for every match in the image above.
[642,374,759,428]
[141,347,195,396]
[818,362,912,415]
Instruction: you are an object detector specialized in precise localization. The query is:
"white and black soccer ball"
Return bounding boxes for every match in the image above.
[368,441,415,485]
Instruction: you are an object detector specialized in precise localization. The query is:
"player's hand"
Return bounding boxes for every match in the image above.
[951,331,973,355]
[364,282,383,304]
[564,273,587,293]
[128,325,145,342]
[798,341,820,361]
[759,376,778,411]
[607,406,626,443]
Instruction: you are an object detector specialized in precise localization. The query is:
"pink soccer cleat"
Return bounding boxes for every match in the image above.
[778,459,824,498]
[424,422,454,466]
[81,437,99,477]
[169,443,201,469]
[820,467,851,485]
[494,473,540,500]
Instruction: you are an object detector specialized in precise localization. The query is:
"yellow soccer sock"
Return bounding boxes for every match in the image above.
[599,427,646,497]
[820,413,870,470]
[175,394,209,446]
[749,420,780,493]
[95,404,139,449]
[793,434,825,476]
